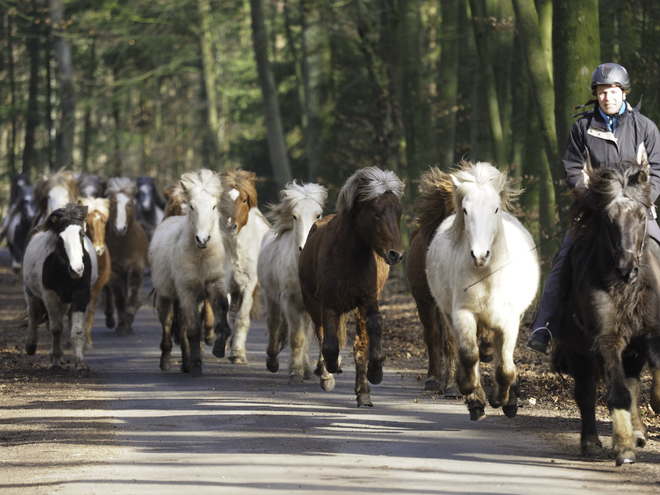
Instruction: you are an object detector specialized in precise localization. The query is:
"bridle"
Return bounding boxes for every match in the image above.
[603,208,648,264]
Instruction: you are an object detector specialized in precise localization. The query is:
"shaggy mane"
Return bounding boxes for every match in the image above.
[78,196,110,220]
[415,167,455,244]
[44,203,87,234]
[105,177,137,199]
[336,167,404,214]
[267,181,328,237]
[35,169,78,218]
[221,169,259,208]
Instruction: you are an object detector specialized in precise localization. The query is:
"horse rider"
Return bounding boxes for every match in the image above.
[526,62,660,354]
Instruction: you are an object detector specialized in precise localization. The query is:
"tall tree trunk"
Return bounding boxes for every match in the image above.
[301,0,334,182]
[112,68,122,177]
[198,0,222,169]
[283,0,307,139]
[6,14,16,176]
[22,4,41,177]
[45,30,54,172]
[249,0,292,188]
[49,0,76,169]
[81,39,96,173]
[468,0,506,168]
[437,0,460,170]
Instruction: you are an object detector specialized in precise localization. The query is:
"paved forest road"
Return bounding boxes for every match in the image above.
[2,276,660,494]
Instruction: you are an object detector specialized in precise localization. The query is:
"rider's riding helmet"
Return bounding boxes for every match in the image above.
[591,63,631,94]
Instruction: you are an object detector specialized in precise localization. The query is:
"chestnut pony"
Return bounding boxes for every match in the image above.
[299,167,404,407]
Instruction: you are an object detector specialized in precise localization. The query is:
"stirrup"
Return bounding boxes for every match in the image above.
[525,326,553,355]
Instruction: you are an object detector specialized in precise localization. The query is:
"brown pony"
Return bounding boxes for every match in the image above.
[299,166,405,407]
[78,196,112,349]
[405,167,461,397]
[33,169,79,228]
[104,178,149,336]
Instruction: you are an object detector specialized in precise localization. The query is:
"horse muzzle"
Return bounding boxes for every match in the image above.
[68,265,84,279]
[95,245,105,256]
[383,249,404,265]
[195,234,211,249]
[471,249,491,268]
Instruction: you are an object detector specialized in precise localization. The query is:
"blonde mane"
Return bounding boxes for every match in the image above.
[78,196,110,220]
[105,177,137,199]
[336,167,404,214]
[267,181,328,237]
[221,169,259,208]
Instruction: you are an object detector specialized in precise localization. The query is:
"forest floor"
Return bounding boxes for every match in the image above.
[2,252,660,488]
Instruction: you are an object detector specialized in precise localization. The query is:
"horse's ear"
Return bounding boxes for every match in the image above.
[582,148,593,187]
[637,143,650,173]
[450,174,461,190]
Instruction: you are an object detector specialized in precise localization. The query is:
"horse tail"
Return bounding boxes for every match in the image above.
[338,313,348,350]
[250,284,262,320]
[416,167,455,244]
[15,301,48,328]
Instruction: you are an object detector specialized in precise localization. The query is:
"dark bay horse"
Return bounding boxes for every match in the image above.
[552,154,660,466]
[104,178,149,336]
[299,166,405,407]
[405,167,462,397]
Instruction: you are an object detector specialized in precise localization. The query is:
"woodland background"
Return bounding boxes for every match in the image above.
[1,0,659,279]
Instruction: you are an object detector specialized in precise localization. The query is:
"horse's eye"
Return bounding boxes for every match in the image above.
[374,210,382,219]
[495,207,499,214]
[213,205,216,210]
[317,214,322,219]
[463,208,468,216]
[243,199,247,204]
[190,205,194,211]
[292,215,298,220]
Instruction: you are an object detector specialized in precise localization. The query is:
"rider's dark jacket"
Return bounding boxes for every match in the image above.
[563,101,660,203]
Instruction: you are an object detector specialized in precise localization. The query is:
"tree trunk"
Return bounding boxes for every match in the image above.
[249,0,292,188]
[301,0,334,182]
[49,0,76,170]
[437,0,460,170]
[6,14,16,176]
[22,4,41,177]
[81,39,96,173]
[45,30,54,171]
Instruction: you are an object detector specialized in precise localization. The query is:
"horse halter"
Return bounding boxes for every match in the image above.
[604,212,647,264]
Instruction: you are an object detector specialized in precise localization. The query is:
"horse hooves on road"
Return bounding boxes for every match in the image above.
[160,355,171,371]
[229,355,248,365]
[190,364,202,377]
[469,405,486,421]
[424,379,442,393]
[288,375,304,385]
[320,376,335,391]
[212,336,226,358]
[634,430,647,448]
[105,315,115,329]
[615,451,636,466]
[357,393,373,407]
[502,403,518,418]
[443,385,463,399]
[25,343,37,356]
[367,362,383,385]
[266,358,279,373]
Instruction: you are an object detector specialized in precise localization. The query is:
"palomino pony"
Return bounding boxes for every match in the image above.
[260,181,327,383]
[299,167,405,407]
[135,176,165,240]
[104,178,149,336]
[3,181,37,283]
[33,169,79,228]
[23,204,98,370]
[552,154,660,466]
[220,169,271,363]
[78,196,112,349]
[149,169,234,375]
[426,160,539,421]
[406,167,461,397]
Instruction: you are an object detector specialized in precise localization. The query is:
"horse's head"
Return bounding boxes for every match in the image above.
[338,167,405,265]
[578,152,652,283]
[46,204,88,279]
[20,185,37,221]
[163,184,187,218]
[137,177,158,213]
[106,178,137,236]
[222,169,259,235]
[79,197,109,257]
[36,170,78,217]
[180,170,223,249]
[450,162,513,268]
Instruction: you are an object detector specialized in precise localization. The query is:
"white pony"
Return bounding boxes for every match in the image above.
[259,181,327,383]
[426,161,539,421]
[221,169,272,364]
[149,169,234,376]
[23,204,98,371]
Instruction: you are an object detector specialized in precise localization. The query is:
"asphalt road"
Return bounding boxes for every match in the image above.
[3,275,660,494]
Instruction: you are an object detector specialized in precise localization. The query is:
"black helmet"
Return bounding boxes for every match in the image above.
[591,63,631,94]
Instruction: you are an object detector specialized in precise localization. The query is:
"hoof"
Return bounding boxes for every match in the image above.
[229,355,248,365]
[304,369,314,380]
[212,335,226,358]
[634,430,647,448]
[190,362,202,377]
[615,450,636,466]
[479,349,494,363]
[75,364,91,376]
[357,393,373,407]
[203,334,214,346]
[468,404,486,421]
[581,438,603,457]
[105,315,115,329]
[160,355,172,371]
[116,324,128,337]
[444,385,463,399]
[367,361,383,385]
[84,341,93,351]
[25,342,37,356]
[289,375,304,385]
[320,376,336,392]
[266,357,279,373]
[502,403,518,418]
[325,359,339,374]
[424,379,443,393]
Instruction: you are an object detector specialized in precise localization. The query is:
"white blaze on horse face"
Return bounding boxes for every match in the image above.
[228,188,240,202]
[60,224,85,278]
[114,193,130,234]
[139,183,152,209]
[83,185,96,197]
[48,185,70,214]
[462,186,501,268]
[227,188,241,233]
[188,191,218,249]
[293,199,323,254]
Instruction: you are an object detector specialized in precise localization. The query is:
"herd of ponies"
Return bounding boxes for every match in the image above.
[3,156,660,466]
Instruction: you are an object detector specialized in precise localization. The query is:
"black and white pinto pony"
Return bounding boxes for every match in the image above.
[552,152,660,466]
[260,181,328,383]
[135,176,165,240]
[22,204,98,371]
[2,179,37,282]
[149,169,234,376]
[426,161,540,420]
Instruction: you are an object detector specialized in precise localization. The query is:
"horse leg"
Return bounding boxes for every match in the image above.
[25,292,41,356]
[417,297,443,392]
[440,310,460,398]
[70,288,91,372]
[488,324,518,417]
[112,279,129,336]
[202,300,214,346]
[103,284,115,329]
[627,377,647,448]
[43,294,65,369]
[286,304,307,384]
[353,310,372,407]
[84,284,102,350]
[180,292,202,376]
[452,309,486,420]
[302,315,314,380]
[314,323,336,392]
[122,268,143,334]
[210,286,231,359]
[651,368,660,414]
[265,298,284,373]
[320,309,341,374]
[157,296,174,371]
[230,289,252,364]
